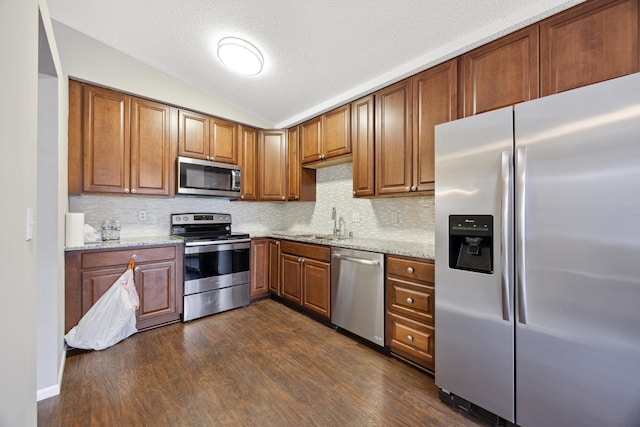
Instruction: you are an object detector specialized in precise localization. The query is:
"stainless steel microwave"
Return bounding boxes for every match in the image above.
[177,156,241,197]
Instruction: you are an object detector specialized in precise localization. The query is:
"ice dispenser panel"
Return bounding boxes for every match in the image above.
[449,215,493,274]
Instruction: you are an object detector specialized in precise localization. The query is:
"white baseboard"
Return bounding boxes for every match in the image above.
[36,347,66,402]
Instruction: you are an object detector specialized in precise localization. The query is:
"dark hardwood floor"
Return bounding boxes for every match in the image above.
[38,299,483,426]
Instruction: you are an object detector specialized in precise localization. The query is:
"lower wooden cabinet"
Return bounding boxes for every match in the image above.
[279,240,331,320]
[385,254,435,371]
[250,238,270,300]
[65,243,183,333]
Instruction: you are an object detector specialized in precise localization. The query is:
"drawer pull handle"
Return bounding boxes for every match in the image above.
[407,267,414,273]
[407,335,414,342]
[406,297,413,304]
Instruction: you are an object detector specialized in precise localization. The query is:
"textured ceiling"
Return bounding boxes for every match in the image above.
[47,0,582,127]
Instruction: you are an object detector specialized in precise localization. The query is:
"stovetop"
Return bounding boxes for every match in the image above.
[170,213,248,243]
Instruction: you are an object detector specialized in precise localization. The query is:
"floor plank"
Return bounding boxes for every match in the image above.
[38,299,484,426]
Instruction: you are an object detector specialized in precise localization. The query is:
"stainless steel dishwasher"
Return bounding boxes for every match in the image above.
[331,247,385,347]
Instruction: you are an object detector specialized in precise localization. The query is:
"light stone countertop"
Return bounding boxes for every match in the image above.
[64,236,183,252]
[64,232,435,260]
[257,230,435,260]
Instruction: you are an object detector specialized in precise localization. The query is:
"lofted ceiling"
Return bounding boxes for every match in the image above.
[47,0,583,128]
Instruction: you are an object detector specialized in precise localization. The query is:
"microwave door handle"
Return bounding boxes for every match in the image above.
[232,170,240,190]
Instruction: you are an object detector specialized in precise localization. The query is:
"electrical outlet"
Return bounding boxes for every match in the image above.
[391,211,399,224]
[352,212,360,222]
[138,210,148,221]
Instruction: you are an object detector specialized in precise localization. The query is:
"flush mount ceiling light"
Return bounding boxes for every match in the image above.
[217,37,264,76]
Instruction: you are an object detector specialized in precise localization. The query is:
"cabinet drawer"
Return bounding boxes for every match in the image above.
[387,278,434,325]
[280,240,330,262]
[81,245,177,269]
[387,255,434,283]
[388,313,435,370]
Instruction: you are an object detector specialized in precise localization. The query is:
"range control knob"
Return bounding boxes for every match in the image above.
[175,217,181,222]
[183,216,188,222]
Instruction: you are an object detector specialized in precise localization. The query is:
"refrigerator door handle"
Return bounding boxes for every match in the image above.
[500,151,512,322]
[516,146,528,324]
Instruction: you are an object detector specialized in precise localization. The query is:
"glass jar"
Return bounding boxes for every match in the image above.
[101,220,121,241]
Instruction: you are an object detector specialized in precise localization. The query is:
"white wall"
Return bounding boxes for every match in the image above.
[35,0,67,403]
[0,0,39,425]
[52,21,273,129]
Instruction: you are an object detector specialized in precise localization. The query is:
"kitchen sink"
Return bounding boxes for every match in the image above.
[294,233,349,241]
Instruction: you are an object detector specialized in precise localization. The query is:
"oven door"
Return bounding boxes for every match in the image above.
[183,240,250,295]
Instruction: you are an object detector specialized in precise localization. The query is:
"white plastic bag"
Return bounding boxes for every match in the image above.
[65,265,140,350]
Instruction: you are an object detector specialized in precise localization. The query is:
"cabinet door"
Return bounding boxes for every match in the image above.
[351,94,375,197]
[259,129,287,201]
[81,267,123,318]
[178,110,209,159]
[68,80,83,195]
[250,238,270,300]
[82,85,131,194]
[135,260,179,329]
[130,97,172,196]
[302,258,331,319]
[268,240,280,294]
[412,60,458,193]
[239,125,258,201]
[300,116,322,164]
[462,26,539,117]
[280,253,302,304]
[375,78,413,195]
[210,118,238,164]
[322,104,351,160]
[540,0,639,96]
[287,127,301,200]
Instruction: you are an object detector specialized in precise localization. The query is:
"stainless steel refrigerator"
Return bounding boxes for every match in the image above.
[434,72,640,427]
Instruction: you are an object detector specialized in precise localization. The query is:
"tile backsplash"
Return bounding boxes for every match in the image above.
[70,163,434,244]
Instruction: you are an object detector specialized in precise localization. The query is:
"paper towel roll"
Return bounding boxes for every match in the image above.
[65,213,85,247]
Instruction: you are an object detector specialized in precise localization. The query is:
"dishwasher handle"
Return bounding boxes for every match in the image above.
[331,253,380,266]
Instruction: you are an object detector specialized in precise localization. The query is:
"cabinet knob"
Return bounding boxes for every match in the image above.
[281,196,285,200]
[407,335,414,342]
[131,188,137,194]
[131,254,137,259]
[124,188,130,193]
[298,258,302,262]
[134,266,140,272]
[295,196,299,200]
[405,187,411,192]
[318,154,323,160]
[411,185,417,192]
[300,258,305,264]
[407,267,414,274]
[352,191,356,196]
[206,156,210,160]
[406,297,413,304]
[276,242,279,245]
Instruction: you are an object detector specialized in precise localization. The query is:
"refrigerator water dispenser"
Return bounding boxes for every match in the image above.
[449,215,493,274]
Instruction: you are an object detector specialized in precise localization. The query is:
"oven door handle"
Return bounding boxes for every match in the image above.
[184,239,251,254]
[185,238,251,247]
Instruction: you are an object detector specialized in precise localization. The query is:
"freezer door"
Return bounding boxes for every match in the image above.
[514,73,640,427]
[434,107,515,422]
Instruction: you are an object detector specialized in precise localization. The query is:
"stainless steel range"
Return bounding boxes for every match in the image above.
[170,213,250,321]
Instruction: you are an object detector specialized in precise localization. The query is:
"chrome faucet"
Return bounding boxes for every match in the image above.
[332,207,338,236]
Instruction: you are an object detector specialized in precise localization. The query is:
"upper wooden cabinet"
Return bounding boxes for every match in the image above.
[69,80,174,197]
[178,110,238,164]
[258,129,287,201]
[301,105,351,166]
[210,118,238,164]
[540,0,640,96]
[462,26,540,117]
[412,60,458,193]
[239,125,258,201]
[287,126,316,201]
[375,78,413,196]
[351,94,375,197]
